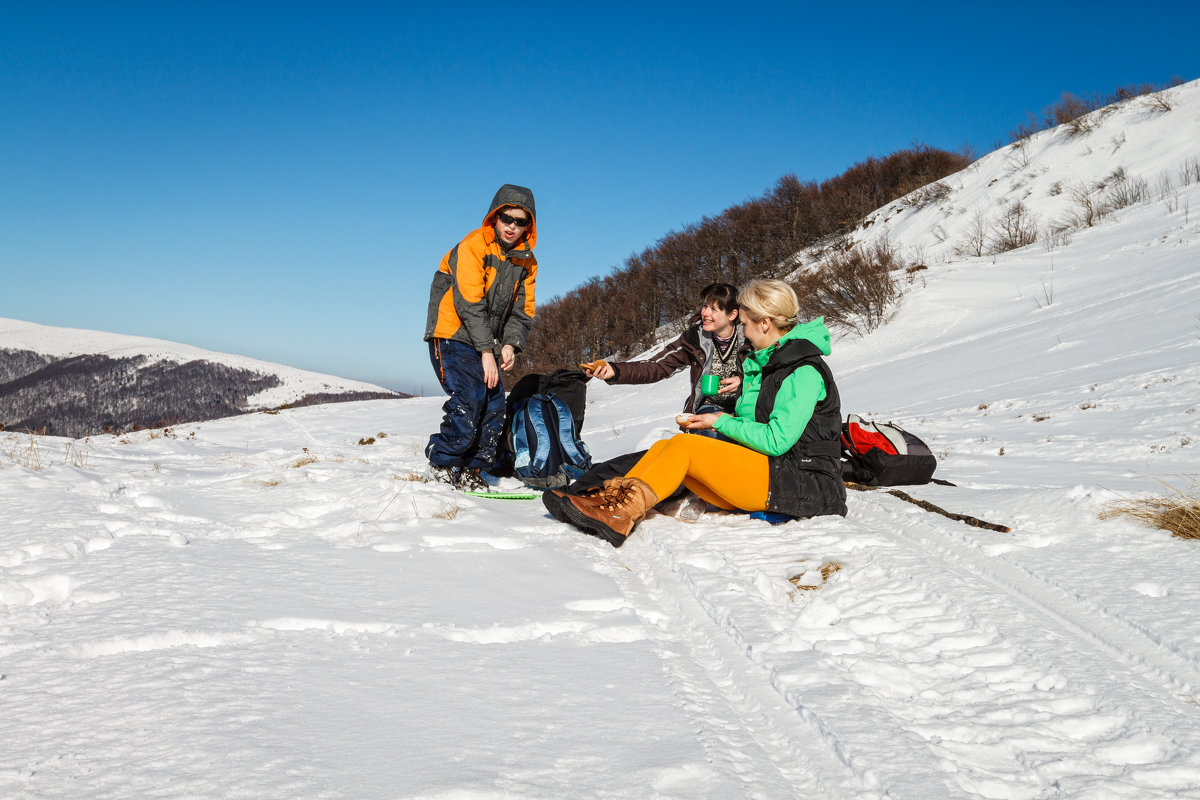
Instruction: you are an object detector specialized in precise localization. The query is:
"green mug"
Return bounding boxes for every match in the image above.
[700,374,720,395]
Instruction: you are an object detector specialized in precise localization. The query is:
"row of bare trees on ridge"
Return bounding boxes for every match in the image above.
[517,144,970,379]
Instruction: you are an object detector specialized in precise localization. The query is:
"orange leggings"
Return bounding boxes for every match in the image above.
[626,435,769,511]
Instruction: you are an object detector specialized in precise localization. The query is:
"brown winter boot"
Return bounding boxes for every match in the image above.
[561,477,659,547]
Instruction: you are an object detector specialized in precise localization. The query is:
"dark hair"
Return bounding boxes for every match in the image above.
[699,282,739,313]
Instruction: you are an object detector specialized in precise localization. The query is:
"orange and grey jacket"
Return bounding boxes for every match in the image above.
[423,184,538,354]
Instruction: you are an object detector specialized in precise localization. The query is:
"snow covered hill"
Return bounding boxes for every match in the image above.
[794,80,1200,285]
[2,85,1199,798]
[0,318,403,437]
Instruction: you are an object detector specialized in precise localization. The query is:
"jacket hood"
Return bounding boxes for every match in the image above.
[782,316,832,356]
[484,184,537,248]
[752,317,832,364]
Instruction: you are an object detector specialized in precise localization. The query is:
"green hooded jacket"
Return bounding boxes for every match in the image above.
[712,317,832,454]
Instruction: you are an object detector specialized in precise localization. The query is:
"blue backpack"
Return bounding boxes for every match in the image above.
[508,392,592,488]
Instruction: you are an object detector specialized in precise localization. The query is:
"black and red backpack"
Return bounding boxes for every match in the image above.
[840,414,938,486]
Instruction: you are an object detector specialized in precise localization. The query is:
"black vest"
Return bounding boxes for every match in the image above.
[753,338,847,519]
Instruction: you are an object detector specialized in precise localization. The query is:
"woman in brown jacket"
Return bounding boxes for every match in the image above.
[582,283,748,416]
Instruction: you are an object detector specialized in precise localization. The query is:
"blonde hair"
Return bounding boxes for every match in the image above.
[737,279,800,332]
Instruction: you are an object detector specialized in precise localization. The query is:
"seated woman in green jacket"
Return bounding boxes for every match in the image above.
[544,278,847,547]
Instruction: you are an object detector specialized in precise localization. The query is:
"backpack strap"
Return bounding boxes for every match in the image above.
[547,395,590,469]
[513,398,553,475]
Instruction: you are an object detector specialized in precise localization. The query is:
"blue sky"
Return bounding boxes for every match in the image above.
[3,1,1197,393]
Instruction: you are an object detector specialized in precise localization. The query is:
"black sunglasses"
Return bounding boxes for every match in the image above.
[497,211,531,228]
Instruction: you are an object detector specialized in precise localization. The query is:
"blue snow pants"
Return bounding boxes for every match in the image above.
[425,338,506,471]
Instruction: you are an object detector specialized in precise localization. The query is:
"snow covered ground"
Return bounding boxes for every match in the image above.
[3,86,1200,798]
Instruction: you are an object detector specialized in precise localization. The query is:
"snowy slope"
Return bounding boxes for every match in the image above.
[3,87,1200,798]
[821,80,1200,274]
[0,317,397,409]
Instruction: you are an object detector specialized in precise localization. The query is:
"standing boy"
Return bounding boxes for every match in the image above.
[423,184,537,491]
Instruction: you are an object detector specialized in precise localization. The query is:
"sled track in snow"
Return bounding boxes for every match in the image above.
[625,527,975,800]
[861,491,1200,701]
[614,540,882,800]
[611,502,1200,800]
[837,493,1200,797]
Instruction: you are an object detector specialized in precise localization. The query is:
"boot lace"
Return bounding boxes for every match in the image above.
[595,481,636,510]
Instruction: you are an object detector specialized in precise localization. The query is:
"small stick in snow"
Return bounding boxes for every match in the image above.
[846,482,1012,533]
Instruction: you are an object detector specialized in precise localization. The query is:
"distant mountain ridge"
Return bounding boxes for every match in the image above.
[0,318,405,438]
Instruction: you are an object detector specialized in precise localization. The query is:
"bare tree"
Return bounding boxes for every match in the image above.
[989,201,1040,253]
[954,208,990,257]
[1068,182,1104,228]
[793,239,905,337]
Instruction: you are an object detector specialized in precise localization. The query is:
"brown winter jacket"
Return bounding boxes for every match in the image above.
[424,184,538,353]
[606,313,750,413]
